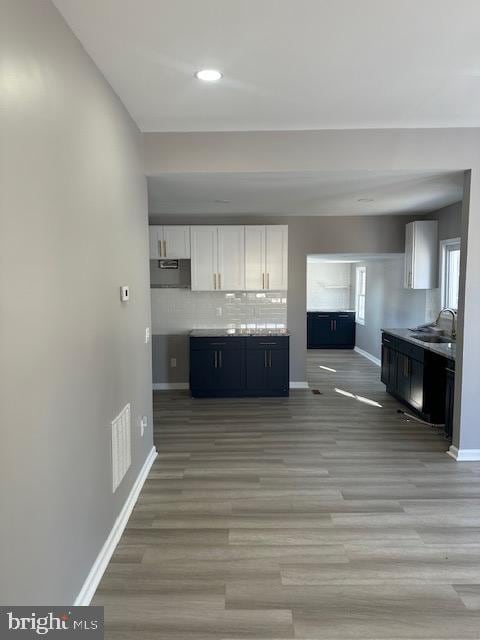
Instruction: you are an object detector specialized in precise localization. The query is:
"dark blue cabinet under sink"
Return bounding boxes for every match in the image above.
[307,312,355,349]
[190,332,289,397]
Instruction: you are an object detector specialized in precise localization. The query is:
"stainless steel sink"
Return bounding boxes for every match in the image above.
[411,333,453,343]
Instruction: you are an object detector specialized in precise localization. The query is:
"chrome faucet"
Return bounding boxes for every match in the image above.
[436,308,457,339]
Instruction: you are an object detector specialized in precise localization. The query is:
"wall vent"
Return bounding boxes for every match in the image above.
[111,403,131,493]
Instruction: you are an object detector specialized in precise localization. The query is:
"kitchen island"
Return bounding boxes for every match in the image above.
[190,329,289,398]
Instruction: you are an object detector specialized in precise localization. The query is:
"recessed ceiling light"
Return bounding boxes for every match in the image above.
[358,197,375,203]
[195,69,222,82]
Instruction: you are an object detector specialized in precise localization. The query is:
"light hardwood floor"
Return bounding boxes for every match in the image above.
[94,350,480,639]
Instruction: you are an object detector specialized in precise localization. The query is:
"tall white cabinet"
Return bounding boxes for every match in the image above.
[191,226,245,291]
[149,225,190,259]
[245,225,288,290]
[404,221,438,289]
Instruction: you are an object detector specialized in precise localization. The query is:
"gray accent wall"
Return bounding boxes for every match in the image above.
[1,0,152,604]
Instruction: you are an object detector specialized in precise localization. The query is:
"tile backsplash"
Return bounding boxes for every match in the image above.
[151,289,287,335]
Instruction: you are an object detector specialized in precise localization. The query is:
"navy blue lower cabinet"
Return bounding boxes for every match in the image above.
[307,312,355,349]
[190,335,289,397]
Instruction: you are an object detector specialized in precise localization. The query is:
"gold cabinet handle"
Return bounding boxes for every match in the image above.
[269,350,272,368]
[213,273,217,290]
[214,351,218,368]
[267,273,270,289]
[218,350,222,368]
[163,240,167,257]
[262,273,265,289]
[264,350,267,368]
[218,273,221,290]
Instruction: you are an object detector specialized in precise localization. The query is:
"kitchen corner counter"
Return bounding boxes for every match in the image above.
[190,328,290,337]
[382,328,456,360]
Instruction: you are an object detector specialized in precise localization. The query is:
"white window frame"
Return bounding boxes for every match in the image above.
[440,238,461,311]
[355,265,366,326]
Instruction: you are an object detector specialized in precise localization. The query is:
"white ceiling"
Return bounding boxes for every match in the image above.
[53,0,480,132]
[147,170,463,216]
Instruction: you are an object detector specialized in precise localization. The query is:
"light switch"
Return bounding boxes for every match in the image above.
[145,327,150,344]
[120,285,130,302]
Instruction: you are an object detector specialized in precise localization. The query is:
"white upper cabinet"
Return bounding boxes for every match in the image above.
[245,226,266,290]
[163,226,190,258]
[265,225,288,290]
[404,220,438,289]
[217,226,245,291]
[148,225,190,259]
[244,225,288,291]
[190,224,288,292]
[191,226,218,291]
[149,226,162,259]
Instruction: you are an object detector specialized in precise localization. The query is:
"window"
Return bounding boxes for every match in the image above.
[355,265,366,325]
[441,238,461,311]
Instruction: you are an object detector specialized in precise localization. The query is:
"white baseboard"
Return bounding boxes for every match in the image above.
[153,382,189,390]
[290,381,309,389]
[154,382,310,390]
[447,445,480,461]
[74,446,157,605]
[354,346,381,367]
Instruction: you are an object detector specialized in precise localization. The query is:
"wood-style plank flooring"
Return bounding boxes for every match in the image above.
[94,350,480,639]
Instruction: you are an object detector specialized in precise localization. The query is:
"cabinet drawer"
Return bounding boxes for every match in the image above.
[382,333,397,349]
[190,337,246,350]
[246,336,289,350]
[396,338,425,363]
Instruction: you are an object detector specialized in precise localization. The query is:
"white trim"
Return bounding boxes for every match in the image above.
[354,346,381,367]
[440,237,461,310]
[74,446,157,605]
[153,382,189,390]
[290,381,309,389]
[447,445,480,462]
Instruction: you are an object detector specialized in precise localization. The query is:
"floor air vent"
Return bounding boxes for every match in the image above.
[111,403,131,493]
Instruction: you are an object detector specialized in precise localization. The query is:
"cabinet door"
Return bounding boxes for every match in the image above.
[396,353,411,401]
[246,349,268,390]
[163,226,190,259]
[331,317,355,346]
[409,358,424,411]
[190,349,218,391]
[404,222,414,288]
[216,348,245,390]
[267,348,289,391]
[265,225,288,290]
[190,226,218,291]
[149,226,162,259]
[308,315,332,348]
[381,344,392,386]
[217,226,245,290]
[245,226,266,290]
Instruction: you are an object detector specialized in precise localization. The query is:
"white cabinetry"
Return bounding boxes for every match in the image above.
[149,225,190,259]
[191,226,245,291]
[217,226,245,290]
[404,221,438,289]
[245,225,288,290]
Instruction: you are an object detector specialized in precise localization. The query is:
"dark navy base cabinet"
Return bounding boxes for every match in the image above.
[381,331,449,427]
[190,335,289,398]
[307,312,355,349]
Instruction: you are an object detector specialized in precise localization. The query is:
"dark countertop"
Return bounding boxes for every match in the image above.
[307,309,355,313]
[190,328,290,337]
[382,328,456,361]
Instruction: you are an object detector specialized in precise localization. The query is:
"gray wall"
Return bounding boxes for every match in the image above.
[1,0,152,604]
[150,214,421,382]
[354,257,428,360]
